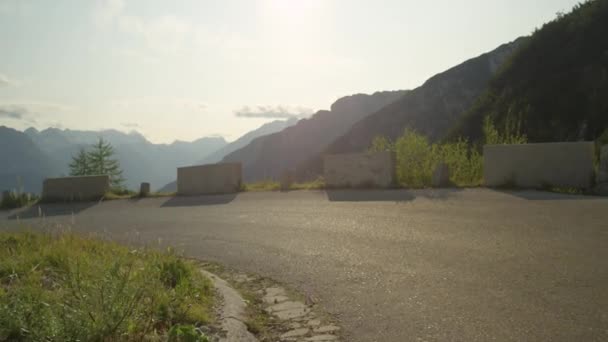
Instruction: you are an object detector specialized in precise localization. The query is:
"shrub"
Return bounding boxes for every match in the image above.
[394,129,434,187]
[483,116,527,145]
[368,135,394,152]
[390,129,483,187]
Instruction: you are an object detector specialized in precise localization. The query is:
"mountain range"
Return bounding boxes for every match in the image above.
[0,116,299,193]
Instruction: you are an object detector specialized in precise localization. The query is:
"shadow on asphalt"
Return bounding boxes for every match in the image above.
[7,201,98,220]
[326,188,463,202]
[497,190,606,201]
[160,193,237,207]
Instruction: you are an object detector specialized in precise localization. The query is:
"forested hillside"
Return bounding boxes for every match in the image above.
[450,0,608,143]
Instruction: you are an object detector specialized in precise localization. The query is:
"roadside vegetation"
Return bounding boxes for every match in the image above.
[241,180,281,192]
[0,232,214,341]
[369,117,527,188]
[290,177,326,190]
[241,177,326,192]
[0,177,39,210]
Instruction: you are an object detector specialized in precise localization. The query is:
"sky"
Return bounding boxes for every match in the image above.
[0,0,582,144]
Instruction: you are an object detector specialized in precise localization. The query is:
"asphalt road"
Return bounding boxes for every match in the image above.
[1,189,607,342]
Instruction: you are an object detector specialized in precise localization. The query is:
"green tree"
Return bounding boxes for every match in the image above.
[87,138,125,189]
[368,135,394,152]
[69,148,91,176]
[483,116,527,145]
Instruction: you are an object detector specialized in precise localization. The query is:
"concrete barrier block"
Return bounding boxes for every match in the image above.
[484,142,595,189]
[177,163,242,195]
[42,175,110,201]
[598,145,608,184]
[324,152,395,188]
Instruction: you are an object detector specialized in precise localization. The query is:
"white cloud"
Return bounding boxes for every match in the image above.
[234,105,313,119]
[0,101,76,125]
[0,105,28,120]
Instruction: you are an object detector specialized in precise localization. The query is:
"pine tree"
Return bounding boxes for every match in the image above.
[87,137,125,189]
[68,148,91,176]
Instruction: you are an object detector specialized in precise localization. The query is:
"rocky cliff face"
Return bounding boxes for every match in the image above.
[221,90,407,182]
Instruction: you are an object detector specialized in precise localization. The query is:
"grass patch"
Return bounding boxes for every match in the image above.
[290,177,326,190]
[143,192,176,198]
[0,232,213,341]
[102,191,136,200]
[241,180,281,192]
[241,177,326,192]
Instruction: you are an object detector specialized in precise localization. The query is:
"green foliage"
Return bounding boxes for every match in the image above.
[242,180,281,191]
[387,129,483,187]
[394,129,434,187]
[0,232,213,341]
[68,138,125,190]
[368,135,394,152]
[88,138,125,189]
[68,148,91,176]
[452,0,608,143]
[160,258,192,288]
[168,324,209,342]
[290,177,326,190]
[482,116,527,145]
[435,139,484,186]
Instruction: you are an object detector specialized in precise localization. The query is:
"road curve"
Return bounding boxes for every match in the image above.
[1,189,607,342]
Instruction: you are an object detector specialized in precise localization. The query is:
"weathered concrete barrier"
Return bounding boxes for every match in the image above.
[42,175,110,201]
[324,151,395,188]
[177,163,242,195]
[484,142,595,189]
[596,145,608,195]
[598,145,608,184]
